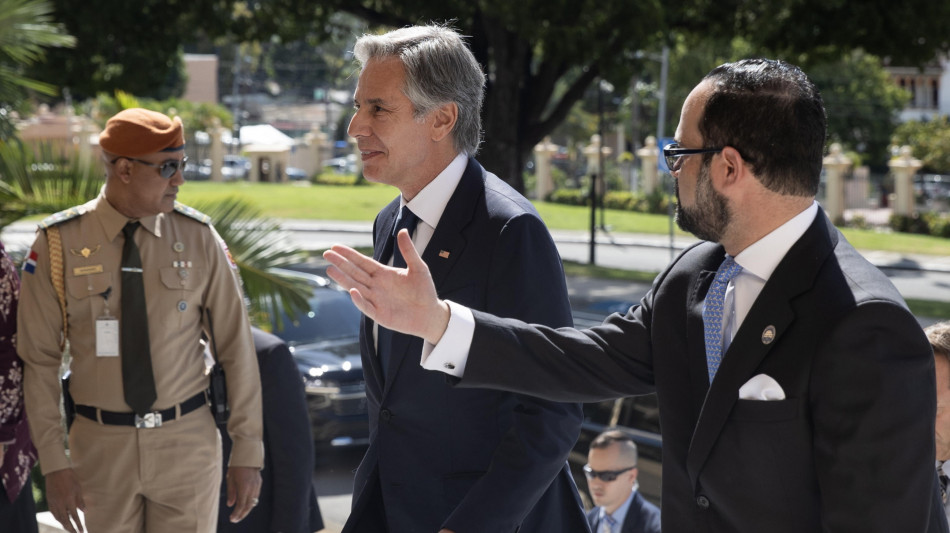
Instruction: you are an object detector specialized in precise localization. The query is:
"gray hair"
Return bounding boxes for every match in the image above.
[353,24,486,156]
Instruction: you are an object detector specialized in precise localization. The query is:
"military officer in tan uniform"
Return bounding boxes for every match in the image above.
[17,108,263,533]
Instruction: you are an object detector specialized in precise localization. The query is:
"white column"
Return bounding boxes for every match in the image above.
[637,136,659,194]
[822,143,852,223]
[533,137,558,200]
[888,145,922,215]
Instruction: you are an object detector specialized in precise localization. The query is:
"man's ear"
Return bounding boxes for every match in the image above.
[112,158,134,183]
[430,102,458,143]
[718,146,748,187]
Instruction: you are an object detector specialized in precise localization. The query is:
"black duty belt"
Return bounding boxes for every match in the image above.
[76,391,208,428]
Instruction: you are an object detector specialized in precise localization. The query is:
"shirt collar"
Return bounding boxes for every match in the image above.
[734,201,818,282]
[96,192,163,241]
[401,153,467,228]
[601,483,638,527]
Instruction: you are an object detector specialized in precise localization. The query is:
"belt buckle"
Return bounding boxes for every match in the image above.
[134,412,162,428]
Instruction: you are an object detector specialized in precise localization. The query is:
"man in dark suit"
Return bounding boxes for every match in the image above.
[217,327,324,533]
[585,431,660,533]
[325,58,948,532]
[339,24,587,533]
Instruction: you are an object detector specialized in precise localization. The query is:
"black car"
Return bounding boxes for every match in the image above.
[268,268,369,449]
[568,305,663,509]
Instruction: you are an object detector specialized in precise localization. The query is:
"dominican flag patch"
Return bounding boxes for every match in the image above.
[22,250,37,274]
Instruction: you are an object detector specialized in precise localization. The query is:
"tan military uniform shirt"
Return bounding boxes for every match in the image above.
[18,194,263,474]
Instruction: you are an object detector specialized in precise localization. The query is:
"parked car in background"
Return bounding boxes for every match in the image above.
[568,304,663,509]
[286,167,310,181]
[323,154,358,174]
[268,266,368,449]
[184,158,211,181]
[222,154,251,181]
[914,173,950,207]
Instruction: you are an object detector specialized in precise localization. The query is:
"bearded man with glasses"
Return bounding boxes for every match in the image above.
[325,58,948,532]
[18,108,263,533]
[585,430,660,533]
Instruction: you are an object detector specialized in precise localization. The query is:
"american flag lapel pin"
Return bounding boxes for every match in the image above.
[439,250,450,259]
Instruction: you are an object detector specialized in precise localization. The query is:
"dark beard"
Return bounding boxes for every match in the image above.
[674,162,730,242]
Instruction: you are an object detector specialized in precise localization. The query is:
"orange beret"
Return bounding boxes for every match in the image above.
[99,108,185,157]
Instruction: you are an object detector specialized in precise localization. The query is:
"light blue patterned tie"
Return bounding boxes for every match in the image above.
[703,255,743,383]
[600,513,617,533]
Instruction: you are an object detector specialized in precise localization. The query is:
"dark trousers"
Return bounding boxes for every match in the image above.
[0,481,38,533]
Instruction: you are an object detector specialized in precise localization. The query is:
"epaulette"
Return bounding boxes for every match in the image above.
[38,206,85,229]
[173,202,211,225]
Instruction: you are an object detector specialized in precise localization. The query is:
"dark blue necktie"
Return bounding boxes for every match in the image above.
[703,255,742,383]
[377,206,420,377]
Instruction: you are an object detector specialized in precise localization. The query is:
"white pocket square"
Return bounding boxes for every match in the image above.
[738,374,786,401]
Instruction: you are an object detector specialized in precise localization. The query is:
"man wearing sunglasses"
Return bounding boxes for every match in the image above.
[585,431,660,533]
[325,58,947,532]
[18,108,263,533]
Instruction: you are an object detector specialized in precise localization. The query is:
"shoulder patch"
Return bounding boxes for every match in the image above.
[38,206,85,229]
[173,202,211,225]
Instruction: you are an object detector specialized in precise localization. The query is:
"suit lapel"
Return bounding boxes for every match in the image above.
[686,211,837,486]
[687,265,717,418]
[423,158,481,289]
[362,200,400,396]
[379,158,482,390]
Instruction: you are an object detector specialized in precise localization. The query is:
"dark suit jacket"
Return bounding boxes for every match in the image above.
[218,327,323,533]
[586,491,661,533]
[461,212,948,532]
[343,158,588,532]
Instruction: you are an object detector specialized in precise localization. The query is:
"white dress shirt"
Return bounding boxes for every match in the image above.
[422,202,820,377]
[374,153,467,349]
[597,484,638,533]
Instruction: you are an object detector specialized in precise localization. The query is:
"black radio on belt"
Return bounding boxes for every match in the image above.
[62,370,76,431]
[204,307,230,425]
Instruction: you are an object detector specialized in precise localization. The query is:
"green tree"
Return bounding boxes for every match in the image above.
[23,1,950,193]
[26,0,190,100]
[809,50,910,167]
[892,116,950,174]
[216,0,948,192]
[0,0,74,140]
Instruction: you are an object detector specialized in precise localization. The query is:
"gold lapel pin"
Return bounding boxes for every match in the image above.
[439,250,450,258]
[761,325,777,345]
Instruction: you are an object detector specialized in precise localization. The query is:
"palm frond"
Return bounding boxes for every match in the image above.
[190,196,311,329]
[0,141,103,229]
[0,0,74,65]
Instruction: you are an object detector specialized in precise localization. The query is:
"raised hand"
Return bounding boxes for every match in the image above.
[323,229,451,344]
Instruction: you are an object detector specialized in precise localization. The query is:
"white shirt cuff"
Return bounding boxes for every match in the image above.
[420,300,474,378]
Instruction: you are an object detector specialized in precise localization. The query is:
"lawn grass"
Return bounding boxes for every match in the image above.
[178,181,950,256]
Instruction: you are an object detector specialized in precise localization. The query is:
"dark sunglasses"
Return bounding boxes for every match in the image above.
[583,464,636,482]
[110,156,188,179]
[662,142,723,173]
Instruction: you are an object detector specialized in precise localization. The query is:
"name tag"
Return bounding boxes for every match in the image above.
[74,265,104,276]
[96,318,119,356]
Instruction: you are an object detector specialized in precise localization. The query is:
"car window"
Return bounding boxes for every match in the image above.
[272,289,362,346]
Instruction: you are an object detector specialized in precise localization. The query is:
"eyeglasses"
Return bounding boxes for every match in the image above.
[110,156,188,179]
[663,142,723,172]
[583,464,636,482]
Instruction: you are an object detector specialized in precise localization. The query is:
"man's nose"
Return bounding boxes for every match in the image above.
[347,110,366,138]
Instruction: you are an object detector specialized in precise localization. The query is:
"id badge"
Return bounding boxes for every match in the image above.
[96,317,119,356]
